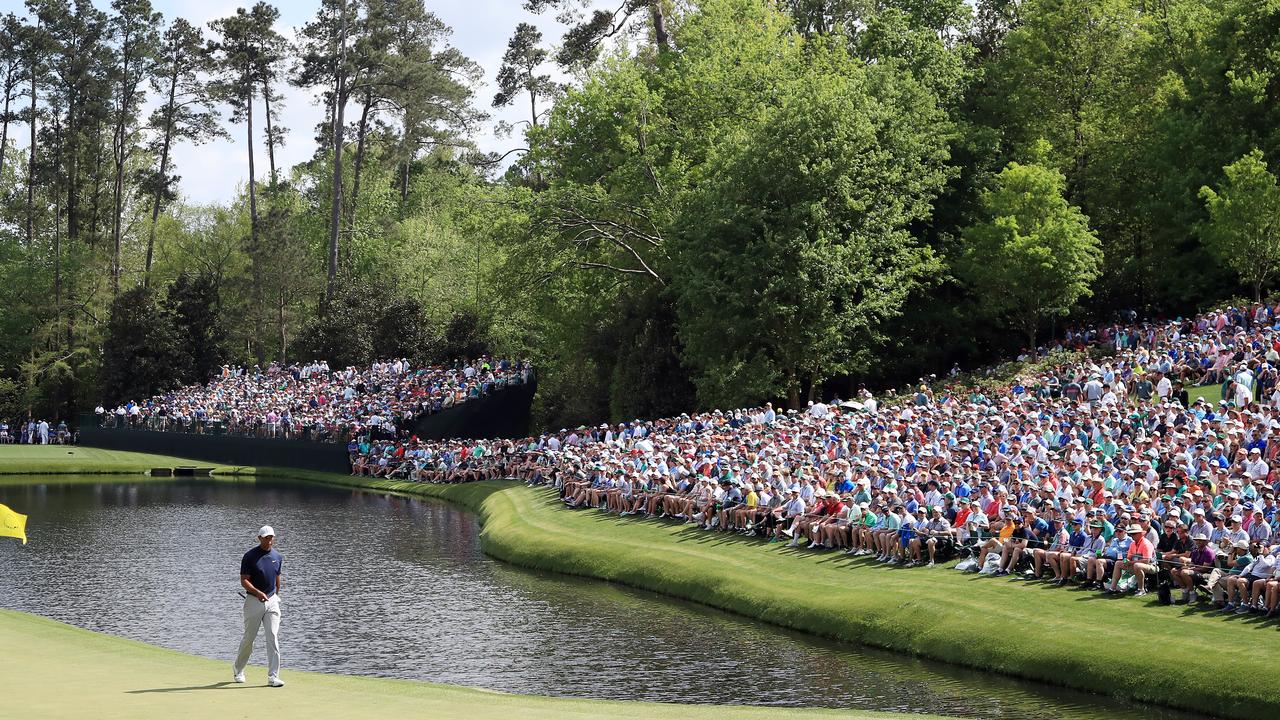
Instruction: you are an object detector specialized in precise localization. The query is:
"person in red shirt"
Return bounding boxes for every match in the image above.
[1088,477,1107,506]
[985,488,1010,532]
[1110,523,1156,596]
[810,494,846,548]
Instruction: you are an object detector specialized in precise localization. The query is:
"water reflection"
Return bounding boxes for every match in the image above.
[0,479,1199,719]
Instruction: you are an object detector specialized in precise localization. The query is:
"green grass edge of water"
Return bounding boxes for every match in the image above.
[1,446,1272,719]
[1,609,914,720]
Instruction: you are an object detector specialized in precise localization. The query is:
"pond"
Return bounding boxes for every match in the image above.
[0,477,1200,719]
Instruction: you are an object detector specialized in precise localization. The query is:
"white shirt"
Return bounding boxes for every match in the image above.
[1246,458,1269,481]
[1236,370,1255,391]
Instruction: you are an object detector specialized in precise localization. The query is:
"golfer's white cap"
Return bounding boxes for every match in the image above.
[258,525,276,538]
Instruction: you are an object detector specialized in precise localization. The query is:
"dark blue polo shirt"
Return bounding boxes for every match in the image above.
[240,546,283,599]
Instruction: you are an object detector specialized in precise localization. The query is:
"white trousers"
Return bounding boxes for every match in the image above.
[233,594,282,678]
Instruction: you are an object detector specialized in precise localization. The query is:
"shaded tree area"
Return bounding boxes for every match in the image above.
[99,273,228,406]
[0,0,488,421]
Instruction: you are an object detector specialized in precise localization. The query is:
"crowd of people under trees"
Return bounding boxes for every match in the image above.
[0,418,72,445]
[98,357,531,443]
[347,301,1280,615]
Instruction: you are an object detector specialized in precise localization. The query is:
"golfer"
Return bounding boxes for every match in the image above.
[232,525,285,687]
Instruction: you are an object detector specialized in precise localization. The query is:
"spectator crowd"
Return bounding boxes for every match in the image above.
[0,418,72,444]
[367,301,1280,615]
[100,357,531,443]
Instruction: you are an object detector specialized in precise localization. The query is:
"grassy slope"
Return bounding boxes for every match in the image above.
[277,471,1278,720]
[1188,383,1224,406]
[0,610,922,720]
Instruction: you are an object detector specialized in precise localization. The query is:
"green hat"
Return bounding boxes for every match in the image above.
[1089,521,1104,529]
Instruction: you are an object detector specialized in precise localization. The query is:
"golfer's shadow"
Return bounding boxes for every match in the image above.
[127,681,267,693]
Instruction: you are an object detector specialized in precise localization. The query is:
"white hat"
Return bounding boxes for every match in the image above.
[258,525,276,538]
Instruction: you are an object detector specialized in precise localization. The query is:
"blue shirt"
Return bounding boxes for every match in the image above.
[1028,517,1050,541]
[240,546,283,599]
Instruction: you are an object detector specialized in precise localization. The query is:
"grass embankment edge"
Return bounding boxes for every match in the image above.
[0,446,248,476]
[260,469,1276,720]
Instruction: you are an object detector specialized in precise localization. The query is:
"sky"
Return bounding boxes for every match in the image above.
[3,0,574,204]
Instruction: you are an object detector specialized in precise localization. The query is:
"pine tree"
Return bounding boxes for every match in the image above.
[106,0,161,295]
[142,17,224,285]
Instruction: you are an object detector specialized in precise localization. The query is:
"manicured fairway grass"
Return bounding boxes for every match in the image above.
[0,610,923,720]
[0,445,243,475]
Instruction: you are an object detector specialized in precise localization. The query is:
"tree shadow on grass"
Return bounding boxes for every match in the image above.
[1233,609,1274,622]
[127,682,268,694]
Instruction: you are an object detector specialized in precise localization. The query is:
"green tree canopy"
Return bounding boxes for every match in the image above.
[671,35,952,408]
[958,161,1101,347]
[100,286,185,405]
[1199,149,1280,300]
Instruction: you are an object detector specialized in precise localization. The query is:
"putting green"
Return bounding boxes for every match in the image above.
[0,610,924,720]
[0,445,245,475]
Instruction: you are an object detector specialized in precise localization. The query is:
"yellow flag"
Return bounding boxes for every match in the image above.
[0,503,27,545]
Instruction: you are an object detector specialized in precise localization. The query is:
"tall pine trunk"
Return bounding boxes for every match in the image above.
[650,2,670,52]
[53,115,62,325]
[0,64,13,182]
[111,114,128,296]
[25,65,35,246]
[277,291,287,363]
[90,118,105,248]
[111,31,137,296]
[326,2,349,304]
[245,78,265,362]
[262,75,277,186]
[144,62,181,288]
[66,103,77,245]
[348,88,372,232]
